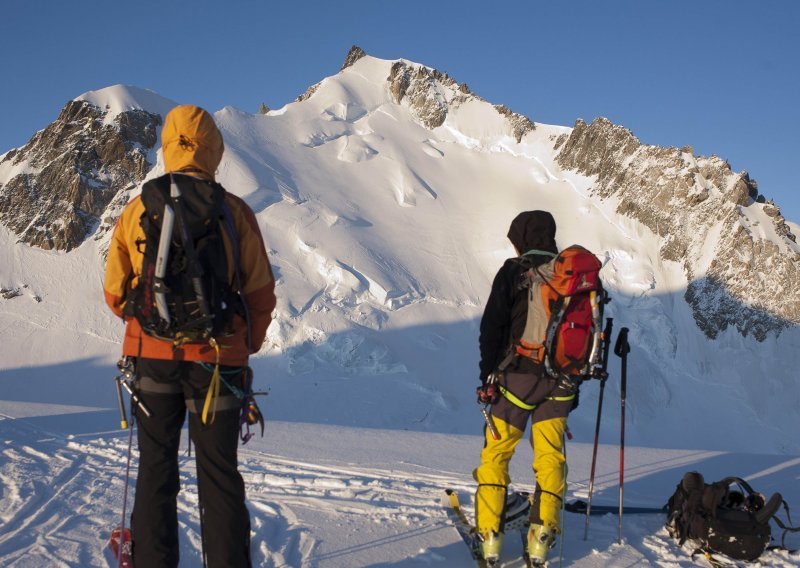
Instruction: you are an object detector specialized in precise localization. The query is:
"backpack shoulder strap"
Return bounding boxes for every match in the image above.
[221,200,252,353]
[521,248,558,259]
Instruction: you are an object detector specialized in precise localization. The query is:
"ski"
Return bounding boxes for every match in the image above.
[565,499,665,516]
[444,489,536,567]
[443,489,489,567]
[108,526,133,567]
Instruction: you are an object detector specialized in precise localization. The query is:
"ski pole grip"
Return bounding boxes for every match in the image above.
[602,318,614,359]
[614,327,630,357]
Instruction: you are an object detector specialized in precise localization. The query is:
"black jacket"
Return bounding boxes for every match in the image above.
[478,211,558,382]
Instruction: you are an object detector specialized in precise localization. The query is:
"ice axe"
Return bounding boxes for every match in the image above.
[480,371,502,441]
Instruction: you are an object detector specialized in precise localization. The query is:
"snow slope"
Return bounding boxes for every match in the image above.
[1,412,798,567]
[1,54,799,566]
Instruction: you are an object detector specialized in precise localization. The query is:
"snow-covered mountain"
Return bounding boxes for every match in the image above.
[2,45,800,568]
[0,49,800,458]
[1,46,798,456]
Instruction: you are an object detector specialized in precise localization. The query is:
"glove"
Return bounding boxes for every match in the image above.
[476,382,499,405]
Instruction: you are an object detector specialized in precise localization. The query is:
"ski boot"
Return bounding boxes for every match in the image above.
[504,491,531,532]
[479,531,503,566]
[527,523,555,567]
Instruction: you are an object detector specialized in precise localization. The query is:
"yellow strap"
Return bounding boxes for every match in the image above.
[499,386,576,410]
[546,394,576,402]
[499,385,537,410]
[201,338,221,425]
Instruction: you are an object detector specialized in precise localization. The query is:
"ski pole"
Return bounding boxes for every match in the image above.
[584,317,613,541]
[614,327,630,545]
[558,429,568,568]
[118,405,135,568]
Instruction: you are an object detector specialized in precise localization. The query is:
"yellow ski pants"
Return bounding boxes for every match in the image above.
[472,415,568,535]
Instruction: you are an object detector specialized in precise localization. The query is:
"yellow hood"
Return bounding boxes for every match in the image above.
[162,105,224,180]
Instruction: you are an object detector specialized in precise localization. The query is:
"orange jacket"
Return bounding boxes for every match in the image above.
[103,186,276,365]
[103,105,276,365]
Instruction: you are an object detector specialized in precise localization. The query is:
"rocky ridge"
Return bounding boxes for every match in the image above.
[1,49,796,344]
[340,45,367,71]
[555,118,799,339]
[387,58,535,141]
[0,100,160,251]
[302,46,535,141]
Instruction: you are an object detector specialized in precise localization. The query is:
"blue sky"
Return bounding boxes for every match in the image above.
[2,0,798,222]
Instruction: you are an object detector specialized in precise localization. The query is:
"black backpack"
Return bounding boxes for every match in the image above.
[665,471,798,562]
[124,173,243,346]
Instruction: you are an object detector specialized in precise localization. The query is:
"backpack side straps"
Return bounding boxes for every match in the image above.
[169,174,212,321]
[153,202,175,325]
[768,498,800,549]
[221,201,252,353]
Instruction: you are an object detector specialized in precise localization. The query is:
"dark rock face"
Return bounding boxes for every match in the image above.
[556,117,799,338]
[388,61,449,129]
[296,82,321,103]
[341,45,367,71]
[387,61,535,140]
[494,105,535,143]
[0,100,160,251]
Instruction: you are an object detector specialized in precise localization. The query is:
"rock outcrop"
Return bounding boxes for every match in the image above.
[388,61,451,129]
[555,117,799,339]
[341,45,367,71]
[387,60,534,141]
[0,100,160,251]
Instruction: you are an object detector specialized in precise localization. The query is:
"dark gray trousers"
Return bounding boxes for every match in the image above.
[131,358,251,568]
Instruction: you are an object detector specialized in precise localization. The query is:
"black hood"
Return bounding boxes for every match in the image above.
[507,210,557,255]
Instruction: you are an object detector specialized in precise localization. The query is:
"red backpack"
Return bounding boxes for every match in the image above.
[515,245,606,378]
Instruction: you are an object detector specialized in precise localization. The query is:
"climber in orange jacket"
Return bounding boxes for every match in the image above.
[104,104,276,567]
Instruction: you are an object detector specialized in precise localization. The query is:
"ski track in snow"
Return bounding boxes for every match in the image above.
[1,415,798,567]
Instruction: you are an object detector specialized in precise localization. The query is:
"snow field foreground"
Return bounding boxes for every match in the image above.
[1,415,798,567]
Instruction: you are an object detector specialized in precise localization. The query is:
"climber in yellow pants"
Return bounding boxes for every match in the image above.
[474,210,578,564]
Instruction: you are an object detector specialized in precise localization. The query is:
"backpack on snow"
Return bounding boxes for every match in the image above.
[665,471,799,561]
[507,245,607,379]
[124,173,244,346]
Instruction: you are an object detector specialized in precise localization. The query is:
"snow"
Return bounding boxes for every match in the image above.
[1,415,798,566]
[75,84,178,124]
[738,202,800,255]
[1,54,799,566]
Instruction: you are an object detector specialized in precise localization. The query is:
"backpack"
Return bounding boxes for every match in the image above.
[512,245,606,379]
[665,471,798,561]
[124,173,243,346]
